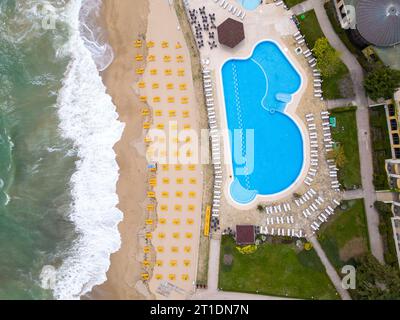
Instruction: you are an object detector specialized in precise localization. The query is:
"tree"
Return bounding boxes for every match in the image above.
[313,37,342,77]
[352,254,400,300]
[364,67,400,101]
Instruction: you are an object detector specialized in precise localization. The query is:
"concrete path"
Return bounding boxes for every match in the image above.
[326,98,356,109]
[192,290,295,300]
[291,1,314,15]
[207,238,221,292]
[293,0,384,263]
[343,189,364,201]
[309,236,351,300]
[376,191,396,203]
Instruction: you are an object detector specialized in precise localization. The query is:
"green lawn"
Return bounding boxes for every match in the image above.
[218,236,339,299]
[330,106,362,189]
[284,0,305,8]
[297,10,352,99]
[319,199,369,270]
[369,105,391,190]
[297,10,324,48]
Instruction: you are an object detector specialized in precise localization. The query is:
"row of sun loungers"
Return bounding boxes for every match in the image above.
[265,202,292,214]
[293,31,323,100]
[266,216,295,225]
[328,159,341,192]
[260,226,304,238]
[203,69,222,231]
[214,0,246,20]
[302,195,325,218]
[320,111,341,192]
[294,188,317,207]
[306,114,319,185]
[274,0,285,7]
[310,199,341,232]
[313,72,323,100]
[320,111,334,153]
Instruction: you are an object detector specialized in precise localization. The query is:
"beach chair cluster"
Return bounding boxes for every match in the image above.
[294,188,317,207]
[214,0,246,20]
[265,202,291,214]
[187,7,218,49]
[266,215,295,225]
[313,69,323,99]
[302,194,324,218]
[203,69,221,232]
[321,111,341,191]
[328,159,341,192]
[136,38,204,289]
[260,226,304,238]
[273,0,287,9]
[292,30,323,100]
[321,111,334,153]
[305,113,319,186]
[309,199,341,232]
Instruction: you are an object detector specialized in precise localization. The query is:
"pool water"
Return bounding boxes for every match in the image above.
[221,41,303,204]
[237,0,261,10]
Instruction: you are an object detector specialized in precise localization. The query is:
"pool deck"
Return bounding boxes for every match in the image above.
[196,2,310,208]
[185,0,344,239]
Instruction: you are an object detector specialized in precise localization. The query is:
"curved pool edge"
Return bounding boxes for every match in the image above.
[219,39,309,208]
[237,0,262,11]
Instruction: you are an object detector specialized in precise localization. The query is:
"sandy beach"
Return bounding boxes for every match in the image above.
[89,0,151,300]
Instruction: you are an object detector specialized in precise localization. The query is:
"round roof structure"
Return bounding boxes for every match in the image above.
[356,0,400,47]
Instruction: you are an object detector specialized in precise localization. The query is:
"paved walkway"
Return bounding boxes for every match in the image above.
[309,236,351,300]
[343,189,364,200]
[326,98,356,109]
[293,0,384,263]
[376,191,396,203]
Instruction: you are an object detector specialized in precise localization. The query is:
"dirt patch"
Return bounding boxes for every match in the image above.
[339,75,355,99]
[339,237,367,262]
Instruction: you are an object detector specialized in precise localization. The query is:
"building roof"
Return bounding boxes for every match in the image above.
[235,225,255,245]
[356,0,400,47]
[217,18,245,48]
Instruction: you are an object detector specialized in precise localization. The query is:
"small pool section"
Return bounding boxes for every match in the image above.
[236,0,261,10]
[221,41,303,204]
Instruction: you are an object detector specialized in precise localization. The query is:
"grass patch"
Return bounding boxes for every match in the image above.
[375,201,399,268]
[369,105,391,190]
[297,10,324,48]
[297,10,352,99]
[330,107,361,189]
[218,236,339,299]
[284,0,304,8]
[319,199,369,270]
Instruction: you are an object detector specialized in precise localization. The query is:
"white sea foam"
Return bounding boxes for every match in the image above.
[51,0,124,300]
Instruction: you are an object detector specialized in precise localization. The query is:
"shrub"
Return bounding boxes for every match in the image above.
[364,67,400,101]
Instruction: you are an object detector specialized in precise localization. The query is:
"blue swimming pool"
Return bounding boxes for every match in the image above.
[221,41,303,204]
[236,0,261,10]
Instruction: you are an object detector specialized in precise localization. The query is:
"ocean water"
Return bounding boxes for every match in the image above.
[0,0,123,299]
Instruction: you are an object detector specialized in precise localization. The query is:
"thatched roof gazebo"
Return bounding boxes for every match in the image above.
[217,18,245,48]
